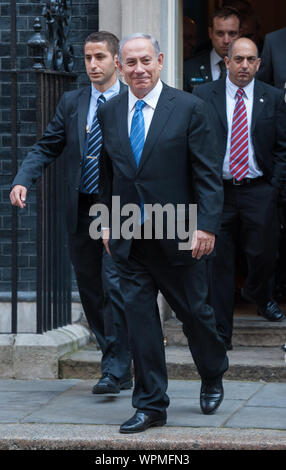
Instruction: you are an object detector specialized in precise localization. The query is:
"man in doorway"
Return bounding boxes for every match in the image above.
[184,6,240,92]
[223,0,263,52]
[10,31,132,395]
[98,33,228,433]
[194,38,286,350]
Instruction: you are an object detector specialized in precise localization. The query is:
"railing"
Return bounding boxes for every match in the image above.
[8,0,76,334]
[35,70,75,333]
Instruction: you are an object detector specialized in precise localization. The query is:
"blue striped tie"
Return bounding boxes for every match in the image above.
[130,100,146,167]
[81,94,106,193]
[130,100,146,223]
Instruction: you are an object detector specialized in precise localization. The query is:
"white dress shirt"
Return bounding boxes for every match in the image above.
[223,75,263,180]
[128,79,163,138]
[87,79,120,128]
[210,48,225,81]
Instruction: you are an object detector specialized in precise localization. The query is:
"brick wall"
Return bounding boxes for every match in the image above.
[0,0,99,295]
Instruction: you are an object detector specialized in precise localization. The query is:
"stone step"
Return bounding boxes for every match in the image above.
[59,342,286,382]
[164,304,286,347]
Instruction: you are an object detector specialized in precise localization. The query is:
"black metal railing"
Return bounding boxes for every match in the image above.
[10,0,18,333]
[8,0,76,334]
[35,71,75,333]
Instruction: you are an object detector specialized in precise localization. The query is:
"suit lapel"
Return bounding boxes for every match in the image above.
[251,80,267,132]
[210,79,228,131]
[137,83,176,174]
[119,80,128,94]
[77,87,91,157]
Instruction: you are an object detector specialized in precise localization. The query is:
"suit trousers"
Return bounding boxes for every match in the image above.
[69,193,132,381]
[115,237,228,413]
[208,180,279,342]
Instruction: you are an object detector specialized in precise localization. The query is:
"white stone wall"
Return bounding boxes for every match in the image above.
[99,0,183,88]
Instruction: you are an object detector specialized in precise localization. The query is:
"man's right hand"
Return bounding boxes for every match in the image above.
[10,185,27,209]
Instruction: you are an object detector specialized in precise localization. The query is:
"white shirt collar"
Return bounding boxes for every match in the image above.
[91,79,120,101]
[211,48,223,65]
[128,79,163,112]
[226,75,255,100]
[210,48,224,67]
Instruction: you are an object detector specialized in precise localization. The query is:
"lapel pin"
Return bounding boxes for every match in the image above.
[260,98,264,103]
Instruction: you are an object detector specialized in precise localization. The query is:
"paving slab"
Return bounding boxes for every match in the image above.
[225,406,286,430]
[247,382,286,407]
[22,389,134,425]
[0,391,62,423]
[0,379,80,392]
[0,379,81,423]
[0,378,286,450]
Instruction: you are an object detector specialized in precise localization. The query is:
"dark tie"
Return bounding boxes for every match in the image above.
[81,94,106,193]
[218,60,227,79]
[229,88,249,181]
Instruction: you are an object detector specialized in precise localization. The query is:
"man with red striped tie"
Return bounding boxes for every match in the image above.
[194,37,286,350]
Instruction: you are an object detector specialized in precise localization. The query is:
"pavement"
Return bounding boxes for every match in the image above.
[1,376,286,452]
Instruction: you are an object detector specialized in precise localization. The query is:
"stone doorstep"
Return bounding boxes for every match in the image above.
[164,315,286,347]
[58,342,286,382]
[0,424,285,450]
[0,324,91,380]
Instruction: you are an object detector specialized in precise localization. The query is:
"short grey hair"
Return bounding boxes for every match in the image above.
[118,33,161,64]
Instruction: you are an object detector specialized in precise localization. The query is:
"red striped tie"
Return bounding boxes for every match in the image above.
[229,88,249,181]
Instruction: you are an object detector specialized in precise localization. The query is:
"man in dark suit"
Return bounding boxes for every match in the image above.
[184,6,240,92]
[223,0,263,52]
[257,27,286,88]
[98,33,228,434]
[194,37,286,350]
[256,27,286,309]
[9,31,132,395]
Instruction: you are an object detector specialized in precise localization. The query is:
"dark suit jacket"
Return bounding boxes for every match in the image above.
[257,28,286,89]
[183,50,212,92]
[98,82,224,265]
[12,81,127,234]
[193,78,286,189]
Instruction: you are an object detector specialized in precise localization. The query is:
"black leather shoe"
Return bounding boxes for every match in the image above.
[119,410,167,434]
[257,300,285,322]
[200,380,224,415]
[92,374,120,394]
